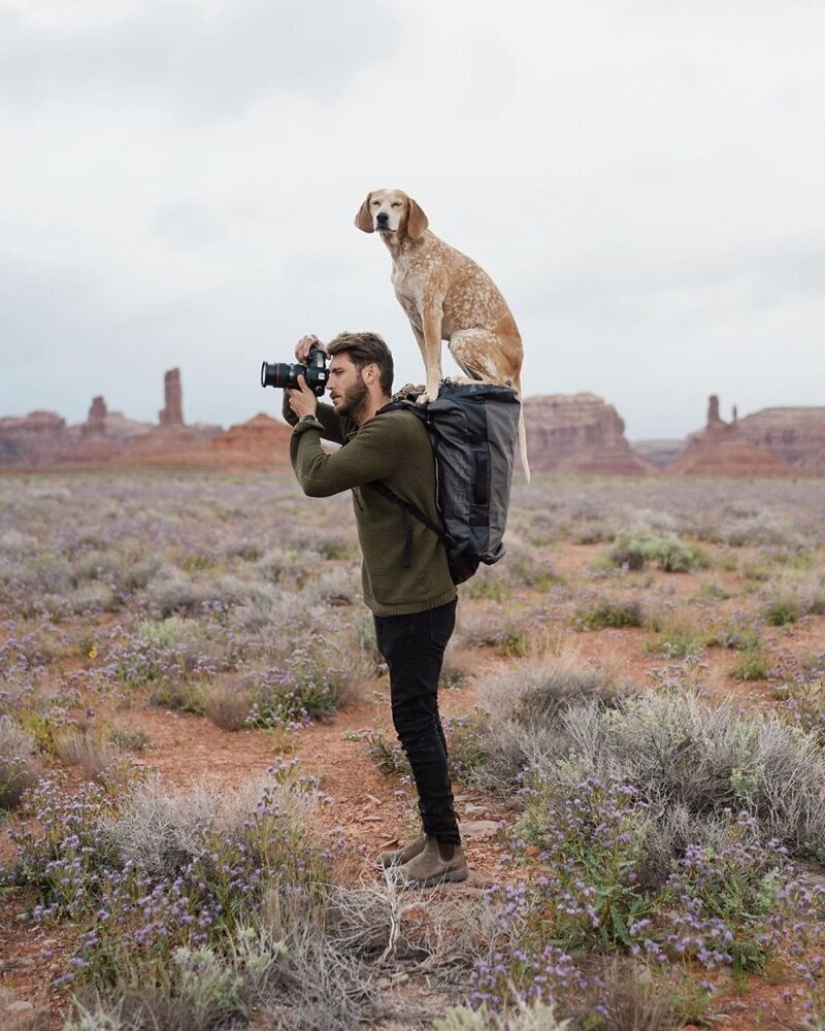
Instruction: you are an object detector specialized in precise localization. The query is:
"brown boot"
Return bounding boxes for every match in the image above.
[378,833,427,869]
[395,836,468,888]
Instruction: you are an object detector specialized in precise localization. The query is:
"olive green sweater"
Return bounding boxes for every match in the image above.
[284,398,456,616]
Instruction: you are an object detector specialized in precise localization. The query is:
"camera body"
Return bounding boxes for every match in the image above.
[260,347,329,397]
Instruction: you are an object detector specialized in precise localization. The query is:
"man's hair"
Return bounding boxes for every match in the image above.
[326,332,394,394]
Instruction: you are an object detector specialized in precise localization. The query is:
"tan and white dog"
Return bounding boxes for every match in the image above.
[355,188,529,481]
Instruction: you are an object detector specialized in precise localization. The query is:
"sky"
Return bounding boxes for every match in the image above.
[1,0,824,442]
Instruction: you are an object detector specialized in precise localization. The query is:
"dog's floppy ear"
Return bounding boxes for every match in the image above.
[354,193,375,234]
[405,198,428,240]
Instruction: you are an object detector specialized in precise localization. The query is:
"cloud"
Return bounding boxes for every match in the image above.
[0,0,395,118]
[1,0,824,440]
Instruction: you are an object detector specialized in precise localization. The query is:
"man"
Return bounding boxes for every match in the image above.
[282,330,467,887]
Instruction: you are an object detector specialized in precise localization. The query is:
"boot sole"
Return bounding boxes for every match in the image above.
[399,866,469,889]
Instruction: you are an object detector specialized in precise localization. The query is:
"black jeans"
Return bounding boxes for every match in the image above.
[373,599,460,845]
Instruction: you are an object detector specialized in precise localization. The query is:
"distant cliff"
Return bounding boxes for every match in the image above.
[735,407,825,476]
[521,394,651,475]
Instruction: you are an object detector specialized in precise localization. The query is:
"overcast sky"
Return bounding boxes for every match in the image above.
[2,0,823,441]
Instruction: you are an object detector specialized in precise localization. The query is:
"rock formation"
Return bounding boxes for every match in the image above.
[0,411,68,466]
[735,407,825,476]
[521,393,651,474]
[2,378,821,477]
[665,396,793,477]
[159,368,184,426]
[81,397,107,437]
[208,413,293,468]
[117,424,221,467]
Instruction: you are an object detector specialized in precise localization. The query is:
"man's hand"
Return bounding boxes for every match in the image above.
[286,376,318,421]
[295,334,326,364]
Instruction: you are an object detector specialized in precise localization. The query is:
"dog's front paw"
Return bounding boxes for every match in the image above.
[393,382,426,402]
[415,392,431,406]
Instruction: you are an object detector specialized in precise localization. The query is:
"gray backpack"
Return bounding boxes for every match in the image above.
[375,381,521,584]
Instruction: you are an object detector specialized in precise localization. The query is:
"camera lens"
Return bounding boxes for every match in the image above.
[261,362,295,389]
[260,353,327,396]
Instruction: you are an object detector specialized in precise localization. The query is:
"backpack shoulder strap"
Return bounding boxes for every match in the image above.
[372,399,456,547]
[372,480,453,544]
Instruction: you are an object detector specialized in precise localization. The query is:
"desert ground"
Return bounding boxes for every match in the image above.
[2,470,825,1030]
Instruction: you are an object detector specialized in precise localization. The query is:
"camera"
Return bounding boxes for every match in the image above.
[260,347,329,397]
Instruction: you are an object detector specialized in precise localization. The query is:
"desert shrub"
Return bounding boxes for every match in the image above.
[199,674,254,731]
[301,565,361,607]
[229,583,303,633]
[576,595,646,630]
[719,513,799,548]
[777,678,825,745]
[54,728,120,780]
[142,574,213,619]
[6,768,341,1004]
[762,571,825,627]
[468,765,806,1020]
[255,547,322,587]
[0,629,63,675]
[705,619,762,652]
[607,531,706,573]
[37,582,122,620]
[246,633,362,728]
[644,616,705,661]
[457,605,558,659]
[363,729,409,776]
[764,594,802,627]
[435,1000,571,1029]
[110,618,226,693]
[472,656,630,790]
[0,716,42,811]
[494,537,559,590]
[107,726,150,752]
[731,646,770,681]
[514,769,789,970]
[477,677,825,859]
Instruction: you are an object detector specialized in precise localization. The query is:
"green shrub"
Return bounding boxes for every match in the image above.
[764,597,801,626]
[732,647,770,681]
[608,531,706,573]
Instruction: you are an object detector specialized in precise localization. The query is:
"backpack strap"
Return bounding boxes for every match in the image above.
[372,397,458,560]
[372,481,455,548]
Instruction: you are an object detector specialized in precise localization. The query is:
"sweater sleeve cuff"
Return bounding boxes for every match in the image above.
[292,417,323,434]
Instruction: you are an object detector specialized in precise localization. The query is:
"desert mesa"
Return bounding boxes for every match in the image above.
[1,368,824,477]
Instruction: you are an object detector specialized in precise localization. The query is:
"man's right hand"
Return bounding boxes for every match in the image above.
[295,334,326,363]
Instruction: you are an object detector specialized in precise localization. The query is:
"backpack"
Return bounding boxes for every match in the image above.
[374,380,521,584]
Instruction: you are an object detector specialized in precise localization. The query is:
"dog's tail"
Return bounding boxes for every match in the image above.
[518,406,531,484]
[511,375,530,483]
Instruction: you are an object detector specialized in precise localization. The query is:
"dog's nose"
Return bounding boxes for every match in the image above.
[376,211,389,224]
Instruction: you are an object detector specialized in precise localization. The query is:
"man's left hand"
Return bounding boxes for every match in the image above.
[286,375,318,421]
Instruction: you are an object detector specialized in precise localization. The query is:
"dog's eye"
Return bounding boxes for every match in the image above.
[391,202,401,208]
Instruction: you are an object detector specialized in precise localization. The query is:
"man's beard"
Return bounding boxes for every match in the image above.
[335,378,369,421]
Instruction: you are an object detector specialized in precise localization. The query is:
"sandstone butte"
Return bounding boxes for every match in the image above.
[656,396,825,478]
[1,372,823,477]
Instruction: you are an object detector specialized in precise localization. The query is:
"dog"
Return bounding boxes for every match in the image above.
[354,188,530,481]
